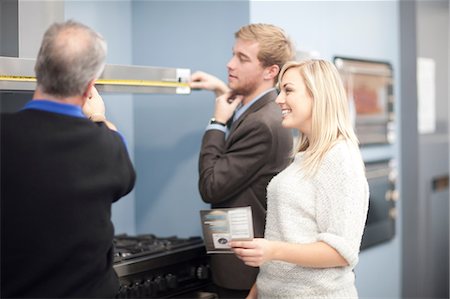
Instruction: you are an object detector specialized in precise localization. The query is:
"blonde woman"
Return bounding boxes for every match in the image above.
[191,23,295,298]
[231,59,369,299]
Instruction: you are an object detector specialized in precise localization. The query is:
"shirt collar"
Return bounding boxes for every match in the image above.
[233,88,276,122]
[23,99,86,119]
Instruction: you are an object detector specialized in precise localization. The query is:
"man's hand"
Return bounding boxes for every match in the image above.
[83,85,105,121]
[190,71,230,97]
[83,85,117,131]
[214,92,242,124]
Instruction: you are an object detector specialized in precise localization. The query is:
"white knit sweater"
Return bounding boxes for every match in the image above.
[257,141,369,299]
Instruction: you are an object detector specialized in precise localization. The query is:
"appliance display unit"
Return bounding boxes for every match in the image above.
[334,57,395,145]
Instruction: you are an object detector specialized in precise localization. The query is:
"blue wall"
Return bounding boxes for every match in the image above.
[64,1,136,234]
[131,1,250,237]
[64,0,249,237]
[249,1,400,297]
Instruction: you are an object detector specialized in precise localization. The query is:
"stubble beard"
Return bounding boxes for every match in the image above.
[228,79,258,98]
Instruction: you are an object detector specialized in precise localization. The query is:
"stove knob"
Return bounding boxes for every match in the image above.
[165,273,178,289]
[196,265,209,280]
[137,281,146,298]
[130,282,141,298]
[146,278,158,297]
[117,285,128,298]
[154,275,167,292]
[142,279,151,297]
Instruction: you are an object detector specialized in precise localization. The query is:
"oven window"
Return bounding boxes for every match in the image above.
[334,57,395,145]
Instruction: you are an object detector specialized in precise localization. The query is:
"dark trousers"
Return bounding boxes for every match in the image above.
[212,284,249,299]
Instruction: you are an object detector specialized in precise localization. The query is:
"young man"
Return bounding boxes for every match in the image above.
[191,23,295,298]
[1,20,135,298]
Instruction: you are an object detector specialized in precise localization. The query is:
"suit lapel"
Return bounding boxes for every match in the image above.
[227,90,278,138]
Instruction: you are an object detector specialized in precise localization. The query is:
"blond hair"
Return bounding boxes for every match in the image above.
[278,59,360,177]
[236,23,295,82]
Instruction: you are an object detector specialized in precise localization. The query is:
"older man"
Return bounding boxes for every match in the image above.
[1,20,135,298]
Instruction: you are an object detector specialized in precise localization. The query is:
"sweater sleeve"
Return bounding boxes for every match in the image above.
[314,144,369,268]
[96,122,136,201]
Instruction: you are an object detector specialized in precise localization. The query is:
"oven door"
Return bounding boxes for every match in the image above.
[361,160,396,250]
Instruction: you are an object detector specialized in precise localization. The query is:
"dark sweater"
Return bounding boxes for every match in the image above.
[1,108,136,298]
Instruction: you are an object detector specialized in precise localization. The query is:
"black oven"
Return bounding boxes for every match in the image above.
[361,159,397,249]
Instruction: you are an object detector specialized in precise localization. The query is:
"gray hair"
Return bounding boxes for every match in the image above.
[34,20,107,98]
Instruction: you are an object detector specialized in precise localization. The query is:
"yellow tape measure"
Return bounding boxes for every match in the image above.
[96,78,189,88]
[0,75,189,88]
[0,75,36,82]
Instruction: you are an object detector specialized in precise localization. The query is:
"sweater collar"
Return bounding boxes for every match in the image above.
[23,99,86,119]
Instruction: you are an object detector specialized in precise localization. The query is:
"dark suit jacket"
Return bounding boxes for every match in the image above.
[198,90,293,290]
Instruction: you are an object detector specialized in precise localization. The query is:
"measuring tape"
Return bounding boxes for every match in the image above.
[0,75,190,88]
[0,75,36,82]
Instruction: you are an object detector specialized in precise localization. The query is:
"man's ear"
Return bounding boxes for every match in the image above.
[264,65,280,80]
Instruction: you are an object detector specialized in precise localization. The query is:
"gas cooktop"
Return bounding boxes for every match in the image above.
[113,234,212,298]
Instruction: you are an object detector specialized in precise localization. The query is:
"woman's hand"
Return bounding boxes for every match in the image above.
[230,238,274,267]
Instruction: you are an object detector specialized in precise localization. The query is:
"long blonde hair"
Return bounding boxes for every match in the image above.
[279,60,360,177]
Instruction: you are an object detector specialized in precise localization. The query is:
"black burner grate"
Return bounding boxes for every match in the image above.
[113,234,204,262]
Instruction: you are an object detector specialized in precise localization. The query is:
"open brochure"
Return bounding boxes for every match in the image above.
[199,206,254,254]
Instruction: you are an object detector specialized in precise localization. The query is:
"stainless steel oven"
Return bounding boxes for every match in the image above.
[334,57,395,145]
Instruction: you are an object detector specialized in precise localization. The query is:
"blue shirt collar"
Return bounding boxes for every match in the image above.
[23,99,86,119]
[22,99,129,150]
[233,88,275,122]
